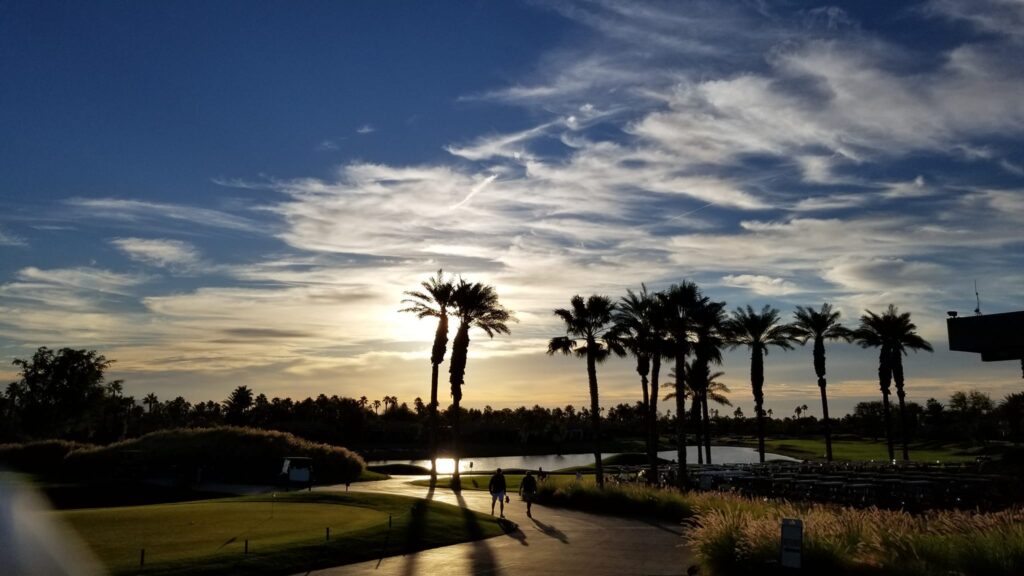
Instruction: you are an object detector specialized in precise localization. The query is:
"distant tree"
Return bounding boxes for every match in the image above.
[549,294,624,488]
[790,303,852,461]
[449,280,514,490]
[143,393,160,414]
[725,305,796,463]
[224,386,254,425]
[998,393,1024,445]
[733,406,744,419]
[9,347,122,440]
[372,399,381,415]
[400,269,456,481]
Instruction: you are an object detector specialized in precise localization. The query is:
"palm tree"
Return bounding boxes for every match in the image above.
[659,281,702,487]
[666,363,732,465]
[400,269,456,481]
[791,303,852,462]
[853,305,933,461]
[449,280,514,490]
[143,393,159,414]
[614,284,661,477]
[691,297,727,464]
[548,294,625,488]
[725,305,796,463]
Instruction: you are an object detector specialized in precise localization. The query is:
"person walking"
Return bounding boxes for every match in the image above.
[489,468,508,518]
[520,470,539,518]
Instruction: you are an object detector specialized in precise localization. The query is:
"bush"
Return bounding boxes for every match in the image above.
[64,427,364,485]
[0,439,93,476]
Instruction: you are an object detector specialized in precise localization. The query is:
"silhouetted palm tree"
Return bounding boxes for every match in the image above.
[400,269,456,481]
[659,281,702,487]
[666,363,732,465]
[449,280,514,490]
[791,303,852,462]
[853,305,933,461]
[725,305,796,463]
[614,284,662,477]
[548,294,625,488]
[691,297,727,464]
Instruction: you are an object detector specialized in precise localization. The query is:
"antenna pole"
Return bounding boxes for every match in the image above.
[974,280,982,316]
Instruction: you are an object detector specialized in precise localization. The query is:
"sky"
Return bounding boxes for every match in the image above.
[1,0,1023,418]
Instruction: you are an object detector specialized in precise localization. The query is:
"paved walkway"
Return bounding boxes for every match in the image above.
[307,476,694,576]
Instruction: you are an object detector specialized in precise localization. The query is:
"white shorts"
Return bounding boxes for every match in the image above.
[491,491,506,503]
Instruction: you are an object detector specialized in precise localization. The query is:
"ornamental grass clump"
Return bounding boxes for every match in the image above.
[687,498,1024,576]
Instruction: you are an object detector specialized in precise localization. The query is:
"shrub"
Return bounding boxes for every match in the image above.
[0,439,93,476]
[63,426,364,485]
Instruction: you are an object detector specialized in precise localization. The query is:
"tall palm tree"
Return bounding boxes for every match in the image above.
[791,303,852,462]
[548,294,626,488]
[691,297,727,465]
[659,281,702,487]
[400,270,456,481]
[449,280,514,490]
[853,305,933,461]
[725,305,796,463]
[614,284,658,475]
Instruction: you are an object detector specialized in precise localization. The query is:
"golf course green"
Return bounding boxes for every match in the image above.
[59,491,503,576]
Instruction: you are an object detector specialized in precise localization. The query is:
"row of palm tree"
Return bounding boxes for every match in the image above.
[548,282,933,489]
[402,271,931,492]
[400,270,514,489]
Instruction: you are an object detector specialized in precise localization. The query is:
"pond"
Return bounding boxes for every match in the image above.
[370,446,799,474]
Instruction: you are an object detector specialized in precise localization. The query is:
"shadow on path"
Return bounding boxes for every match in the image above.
[398,476,439,575]
[640,518,684,537]
[529,517,569,544]
[455,492,502,574]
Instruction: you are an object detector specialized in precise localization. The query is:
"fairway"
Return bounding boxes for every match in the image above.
[57,491,504,576]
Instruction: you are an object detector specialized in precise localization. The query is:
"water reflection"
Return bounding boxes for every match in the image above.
[372,447,798,472]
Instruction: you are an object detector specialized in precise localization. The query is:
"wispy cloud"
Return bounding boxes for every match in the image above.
[356,124,375,135]
[111,238,201,270]
[0,226,27,246]
[66,198,265,233]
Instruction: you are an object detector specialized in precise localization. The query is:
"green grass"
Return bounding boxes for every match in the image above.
[60,491,504,576]
[725,436,982,463]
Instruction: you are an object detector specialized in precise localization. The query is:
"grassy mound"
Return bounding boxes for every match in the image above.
[64,427,364,485]
[0,439,93,476]
[62,491,505,576]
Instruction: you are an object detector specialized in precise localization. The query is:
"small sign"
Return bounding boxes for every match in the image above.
[781,518,803,569]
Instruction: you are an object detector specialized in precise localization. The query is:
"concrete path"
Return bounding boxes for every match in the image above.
[307,476,694,576]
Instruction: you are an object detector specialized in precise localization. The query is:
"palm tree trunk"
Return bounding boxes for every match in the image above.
[451,397,461,490]
[691,396,703,465]
[892,352,910,461]
[818,377,833,462]
[675,353,688,488]
[429,362,440,481]
[638,365,650,473]
[649,356,661,484]
[877,347,895,462]
[701,392,712,464]
[751,347,765,463]
[587,346,604,488]
[448,321,471,492]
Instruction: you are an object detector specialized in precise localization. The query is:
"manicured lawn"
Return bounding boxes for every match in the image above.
[59,491,503,576]
[753,437,982,463]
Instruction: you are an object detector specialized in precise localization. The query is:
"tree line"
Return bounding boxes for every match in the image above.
[2,347,1020,461]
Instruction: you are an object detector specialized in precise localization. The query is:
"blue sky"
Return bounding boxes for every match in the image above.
[1,1,1022,416]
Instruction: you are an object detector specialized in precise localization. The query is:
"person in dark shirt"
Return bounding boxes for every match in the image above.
[519,470,539,518]
[488,468,507,518]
